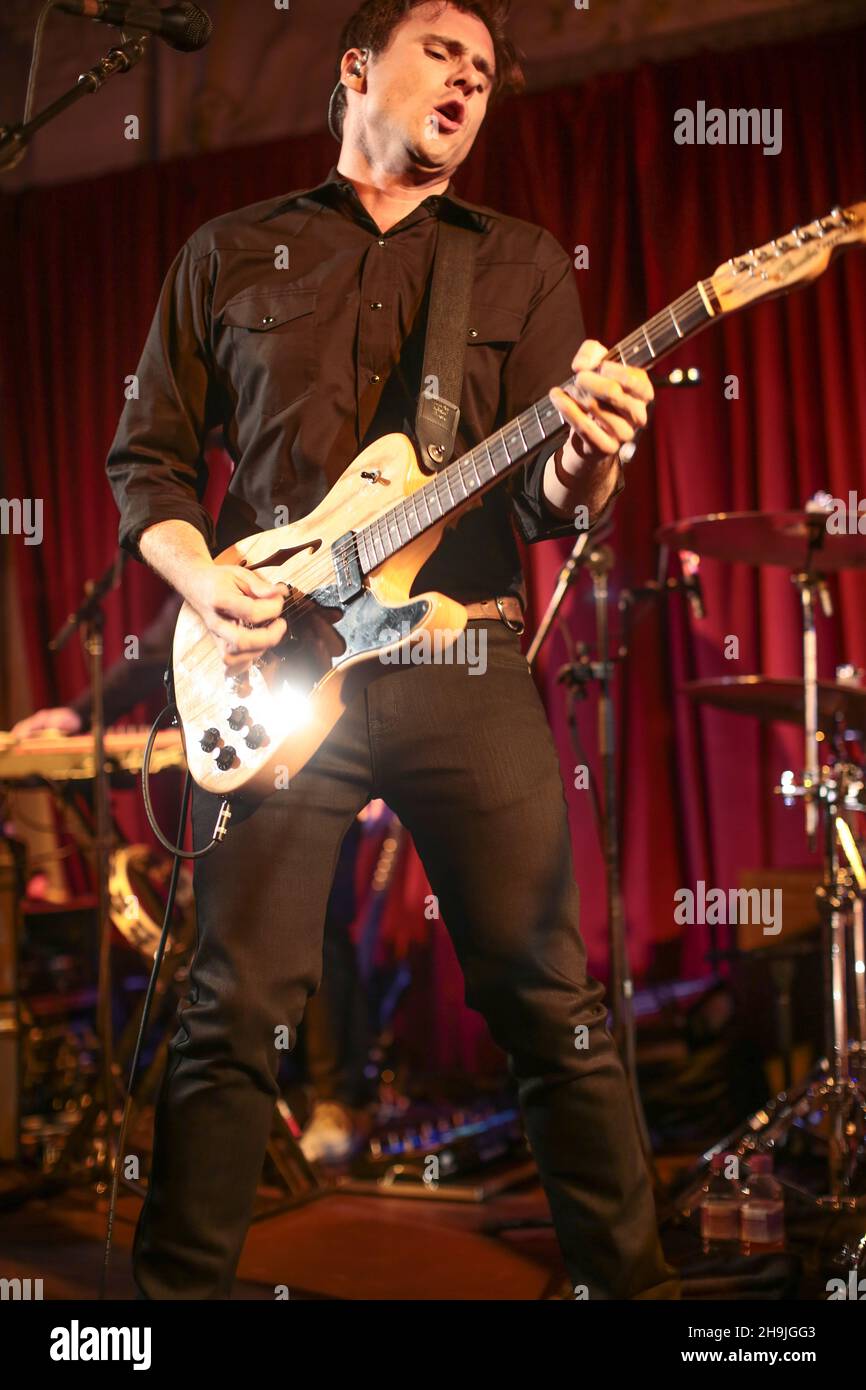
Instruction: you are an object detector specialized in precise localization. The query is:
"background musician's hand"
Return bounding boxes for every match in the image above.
[186,562,288,672]
[11,707,83,740]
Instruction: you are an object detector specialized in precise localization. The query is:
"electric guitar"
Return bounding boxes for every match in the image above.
[172,201,866,797]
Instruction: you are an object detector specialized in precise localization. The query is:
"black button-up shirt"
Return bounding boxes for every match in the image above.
[106,165,600,603]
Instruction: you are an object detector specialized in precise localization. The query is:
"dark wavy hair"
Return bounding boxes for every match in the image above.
[330,0,525,140]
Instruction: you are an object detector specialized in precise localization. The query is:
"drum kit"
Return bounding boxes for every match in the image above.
[656,504,866,1209]
[526,494,866,1211]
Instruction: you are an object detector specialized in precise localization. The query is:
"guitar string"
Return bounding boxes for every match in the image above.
[256,280,712,627]
[256,281,711,623]
[182,219,859,689]
[184,280,714,675]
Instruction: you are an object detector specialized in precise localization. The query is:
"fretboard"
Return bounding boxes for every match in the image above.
[355,279,716,573]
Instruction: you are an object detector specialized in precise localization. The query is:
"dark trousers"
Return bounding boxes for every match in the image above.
[133,620,675,1299]
[303,821,372,1109]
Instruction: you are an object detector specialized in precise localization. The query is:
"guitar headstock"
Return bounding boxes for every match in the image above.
[710,201,866,313]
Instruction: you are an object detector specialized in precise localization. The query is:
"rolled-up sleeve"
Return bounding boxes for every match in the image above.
[503,230,624,544]
[106,240,218,560]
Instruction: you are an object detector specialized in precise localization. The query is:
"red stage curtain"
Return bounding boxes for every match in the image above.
[2,24,865,1007]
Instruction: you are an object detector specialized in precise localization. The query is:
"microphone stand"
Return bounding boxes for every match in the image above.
[48,551,126,1181]
[0,33,148,172]
[526,531,591,668]
[528,535,653,1161]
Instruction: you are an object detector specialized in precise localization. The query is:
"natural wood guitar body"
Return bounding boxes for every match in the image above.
[172,433,470,796]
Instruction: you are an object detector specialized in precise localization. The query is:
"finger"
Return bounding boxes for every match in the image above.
[574,371,648,429]
[596,360,655,403]
[217,635,280,675]
[550,388,620,453]
[211,616,287,653]
[216,589,286,626]
[570,339,608,372]
[237,567,286,600]
[218,642,254,675]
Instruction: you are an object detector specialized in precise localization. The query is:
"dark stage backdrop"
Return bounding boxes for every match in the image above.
[2,26,865,1064]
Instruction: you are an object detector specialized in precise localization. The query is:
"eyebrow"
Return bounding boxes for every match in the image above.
[418,32,495,84]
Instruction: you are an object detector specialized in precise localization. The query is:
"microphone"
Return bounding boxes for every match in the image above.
[57,2,213,52]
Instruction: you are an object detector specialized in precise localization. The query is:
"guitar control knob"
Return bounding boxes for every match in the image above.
[215,745,236,771]
[227,706,250,731]
[200,727,221,753]
[245,723,267,750]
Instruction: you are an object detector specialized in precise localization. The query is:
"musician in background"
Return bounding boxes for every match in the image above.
[11,592,372,1162]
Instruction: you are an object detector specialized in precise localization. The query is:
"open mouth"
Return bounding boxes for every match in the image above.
[432,99,465,134]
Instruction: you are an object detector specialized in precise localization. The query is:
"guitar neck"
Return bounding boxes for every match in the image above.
[355,277,720,573]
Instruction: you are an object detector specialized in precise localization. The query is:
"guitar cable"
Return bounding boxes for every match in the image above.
[141,702,231,859]
[100,704,230,1297]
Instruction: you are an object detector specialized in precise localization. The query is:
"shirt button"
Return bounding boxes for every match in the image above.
[468,328,478,338]
[262,316,275,326]
[377,238,386,247]
[369,301,383,310]
[370,374,381,384]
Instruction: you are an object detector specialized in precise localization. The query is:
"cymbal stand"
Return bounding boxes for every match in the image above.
[678,568,866,1211]
[780,565,866,1203]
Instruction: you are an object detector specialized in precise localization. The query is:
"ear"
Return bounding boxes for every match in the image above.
[341,48,368,88]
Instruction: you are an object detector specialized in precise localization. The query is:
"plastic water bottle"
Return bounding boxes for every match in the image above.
[698,1152,741,1254]
[739,1153,785,1255]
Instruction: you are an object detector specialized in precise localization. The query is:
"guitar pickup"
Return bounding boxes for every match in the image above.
[331,531,363,602]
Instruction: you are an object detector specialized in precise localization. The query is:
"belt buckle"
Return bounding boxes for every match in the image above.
[495,596,524,634]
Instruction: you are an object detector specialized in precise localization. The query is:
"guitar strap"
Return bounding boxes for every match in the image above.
[414,218,478,471]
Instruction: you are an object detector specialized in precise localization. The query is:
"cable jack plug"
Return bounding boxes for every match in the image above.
[214,799,232,841]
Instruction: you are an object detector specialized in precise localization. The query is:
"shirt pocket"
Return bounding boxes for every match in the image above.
[466,303,524,348]
[462,302,524,422]
[221,287,317,417]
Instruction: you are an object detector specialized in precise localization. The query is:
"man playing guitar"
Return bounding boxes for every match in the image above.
[107,0,673,1299]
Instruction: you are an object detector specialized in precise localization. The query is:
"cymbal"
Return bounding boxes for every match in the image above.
[682,676,866,729]
[656,510,866,571]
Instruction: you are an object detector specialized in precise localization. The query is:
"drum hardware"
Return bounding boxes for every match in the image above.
[1,851,195,1196]
[761,557,865,1202]
[668,506,866,1209]
[525,533,704,1170]
[683,676,866,737]
[108,843,194,960]
[656,508,866,573]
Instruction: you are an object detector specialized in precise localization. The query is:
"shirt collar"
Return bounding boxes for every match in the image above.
[290,165,496,234]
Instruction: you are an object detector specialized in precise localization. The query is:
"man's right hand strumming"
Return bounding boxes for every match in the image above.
[139,520,287,672]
